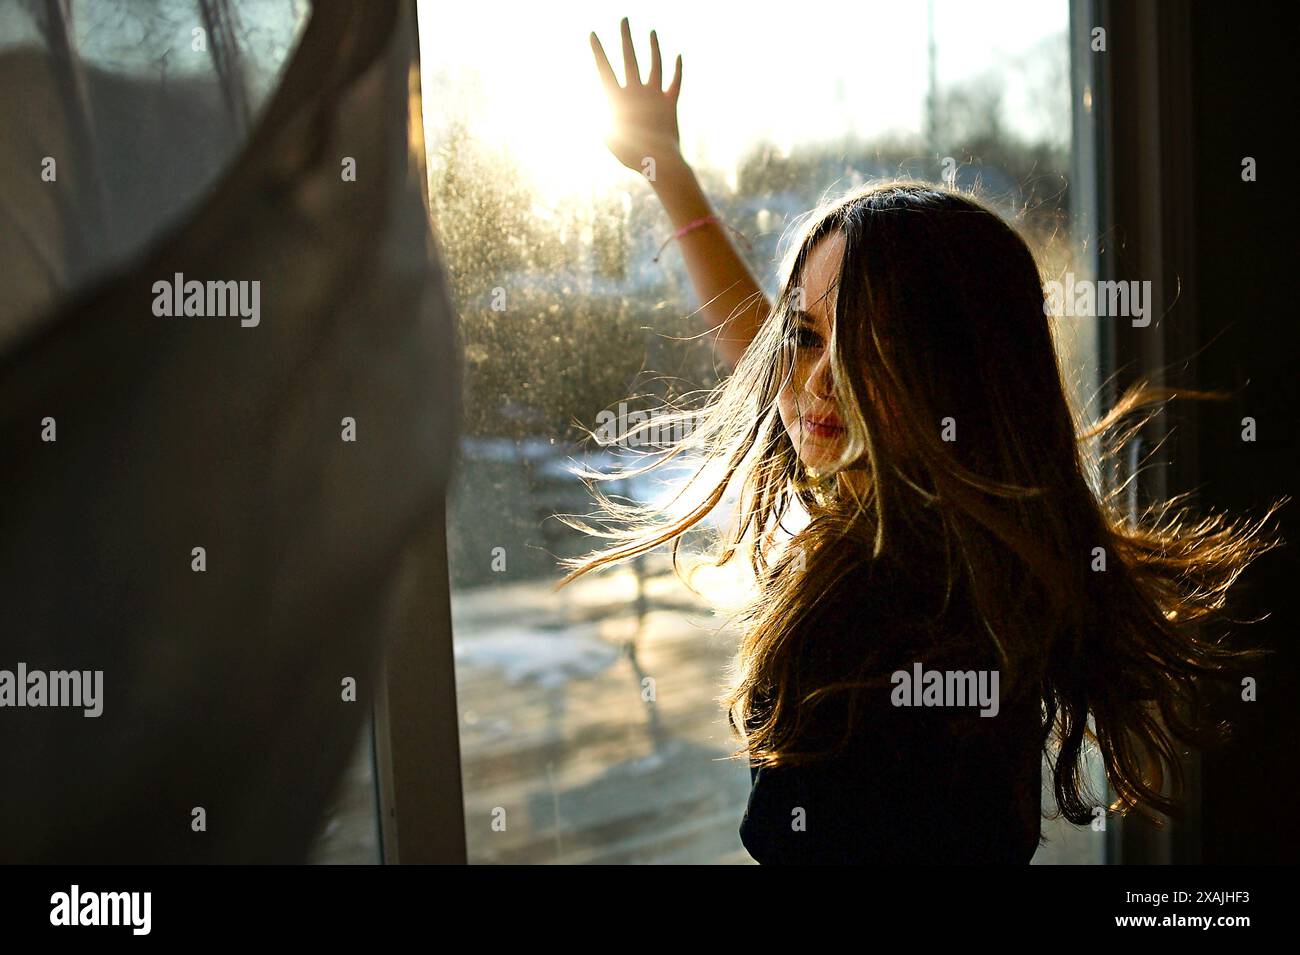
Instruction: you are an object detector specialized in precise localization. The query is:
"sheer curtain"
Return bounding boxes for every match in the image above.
[0,0,460,862]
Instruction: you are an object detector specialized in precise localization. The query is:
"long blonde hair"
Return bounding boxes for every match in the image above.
[555,181,1285,826]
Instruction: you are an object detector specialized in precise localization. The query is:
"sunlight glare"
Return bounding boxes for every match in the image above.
[417,1,631,205]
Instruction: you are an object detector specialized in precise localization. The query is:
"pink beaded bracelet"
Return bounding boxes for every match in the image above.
[653,214,754,263]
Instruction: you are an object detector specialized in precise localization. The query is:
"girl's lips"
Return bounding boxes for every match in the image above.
[803,418,845,438]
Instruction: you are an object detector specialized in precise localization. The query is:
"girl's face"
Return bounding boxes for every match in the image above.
[778,232,848,473]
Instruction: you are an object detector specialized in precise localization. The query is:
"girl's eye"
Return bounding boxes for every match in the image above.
[789,327,823,349]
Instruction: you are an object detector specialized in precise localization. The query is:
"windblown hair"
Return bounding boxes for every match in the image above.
[555,180,1285,827]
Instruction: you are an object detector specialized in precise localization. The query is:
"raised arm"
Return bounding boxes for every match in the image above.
[590,18,770,370]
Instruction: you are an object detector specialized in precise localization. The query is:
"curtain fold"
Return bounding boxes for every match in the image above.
[0,0,460,862]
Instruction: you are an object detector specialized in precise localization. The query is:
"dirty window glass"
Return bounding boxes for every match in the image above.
[417,0,1103,864]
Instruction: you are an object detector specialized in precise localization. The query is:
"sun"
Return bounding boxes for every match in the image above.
[416,2,630,207]
[470,82,626,206]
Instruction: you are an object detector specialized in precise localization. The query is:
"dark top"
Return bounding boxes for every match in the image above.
[739,560,1047,865]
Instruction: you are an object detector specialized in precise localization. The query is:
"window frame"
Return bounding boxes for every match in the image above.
[1088,0,1202,865]
[369,1,468,865]
[371,0,1198,866]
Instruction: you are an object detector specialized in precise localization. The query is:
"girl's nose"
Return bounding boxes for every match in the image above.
[807,350,835,401]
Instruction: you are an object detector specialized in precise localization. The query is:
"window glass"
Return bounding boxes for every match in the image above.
[418,0,1104,863]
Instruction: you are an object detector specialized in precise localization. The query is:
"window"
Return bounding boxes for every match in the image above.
[400,0,1108,864]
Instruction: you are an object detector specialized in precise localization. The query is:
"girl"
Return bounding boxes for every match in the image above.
[560,19,1284,864]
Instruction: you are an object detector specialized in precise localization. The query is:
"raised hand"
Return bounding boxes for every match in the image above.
[589,17,683,174]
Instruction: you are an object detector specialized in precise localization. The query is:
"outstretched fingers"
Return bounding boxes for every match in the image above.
[648,29,663,89]
[593,21,679,102]
[590,32,620,94]
[619,16,642,86]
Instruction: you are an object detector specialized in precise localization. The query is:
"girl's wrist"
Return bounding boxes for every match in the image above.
[648,155,715,234]
[646,149,692,189]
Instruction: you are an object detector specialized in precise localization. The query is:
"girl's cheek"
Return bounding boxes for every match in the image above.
[784,356,812,393]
